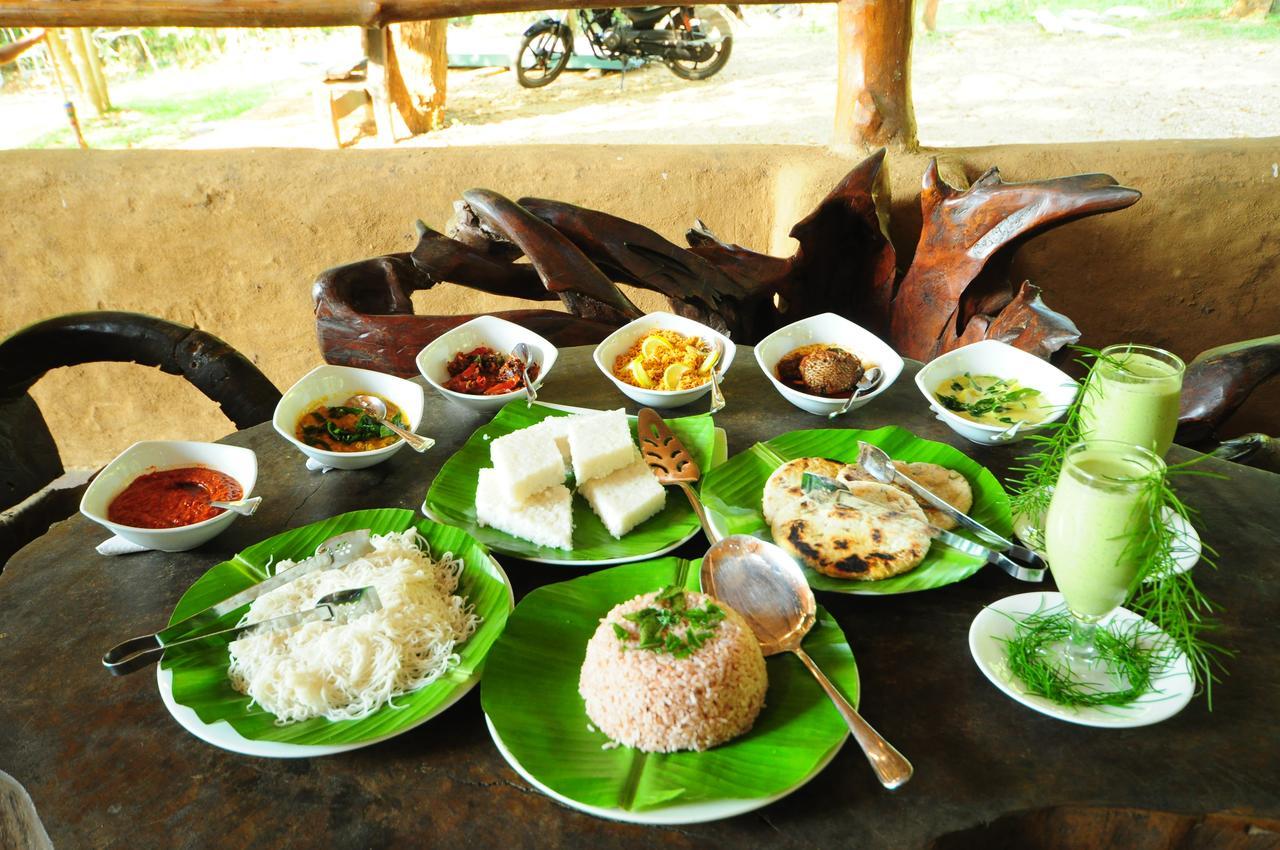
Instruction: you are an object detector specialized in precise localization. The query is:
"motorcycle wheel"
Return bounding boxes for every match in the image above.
[665,10,733,81]
[514,28,571,88]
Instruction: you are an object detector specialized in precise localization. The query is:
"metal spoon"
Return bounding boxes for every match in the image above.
[208,496,262,516]
[703,338,726,415]
[345,394,434,453]
[512,342,539,407]
[102,586,382,675]
[827,366,885,420]
[700,535,913,790]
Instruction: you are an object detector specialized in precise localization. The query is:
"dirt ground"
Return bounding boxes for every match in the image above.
[3,9,1278,149]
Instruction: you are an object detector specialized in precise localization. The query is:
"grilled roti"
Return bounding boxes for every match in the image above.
[762,457,845,527]
[839,460,973,531]
[770,480,932,581]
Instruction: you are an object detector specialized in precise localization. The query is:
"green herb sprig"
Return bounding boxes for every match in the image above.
[1000,603,1180,708]
[613,585,726,659]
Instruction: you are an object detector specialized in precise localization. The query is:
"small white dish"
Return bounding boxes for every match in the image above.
[273,364,425,470]
[915,340,1079,445]
[753,313,903,416]
[485,715,844,825]
[592,311,735,409]
[80,440,258,552]
[969,591,1194,728]
[416,316,559,413]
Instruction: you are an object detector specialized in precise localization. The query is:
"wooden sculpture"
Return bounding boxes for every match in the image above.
[1177,334,1280,470]
[313,149,1140,374]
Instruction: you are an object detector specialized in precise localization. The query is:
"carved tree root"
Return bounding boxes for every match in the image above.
[1177,334,1280,445]
[890,161,1141,361]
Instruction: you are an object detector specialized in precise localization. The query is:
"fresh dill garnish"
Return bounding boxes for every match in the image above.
[999,603,1180,708]
[614,585,726,659]
[1004,345,1229,708]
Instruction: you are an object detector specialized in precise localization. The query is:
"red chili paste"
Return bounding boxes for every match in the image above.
[107,467,243,529]
[443,346,540,396]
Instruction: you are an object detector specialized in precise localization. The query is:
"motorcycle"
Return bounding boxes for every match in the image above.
[514,6,738,89]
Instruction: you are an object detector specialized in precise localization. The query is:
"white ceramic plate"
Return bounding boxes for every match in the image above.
[420,402,729,567]
[485,715,845,825]
[968,591,1194,728]
[156,554,513,758]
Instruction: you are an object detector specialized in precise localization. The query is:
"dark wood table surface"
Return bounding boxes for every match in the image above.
[2,346,1278,850]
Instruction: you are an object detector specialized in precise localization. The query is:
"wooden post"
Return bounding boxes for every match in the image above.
[387,20,447,135]
[80,28,111,110]
[362,26,398,143]
[65,27,107,115]
[834,0,917,149]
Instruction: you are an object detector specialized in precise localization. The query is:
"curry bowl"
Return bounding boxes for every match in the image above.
[915,340,1079,445]
[80,440,259,552]
[592,312,735,409]
[416,316,559,414]
[274,364,425,469]
[754,313,903,416]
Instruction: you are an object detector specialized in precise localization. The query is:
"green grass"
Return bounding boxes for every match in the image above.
[934,0,1280,39]
[27,80,280,149]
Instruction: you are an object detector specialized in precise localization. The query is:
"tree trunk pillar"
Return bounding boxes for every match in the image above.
[387,20,447,136]
[834,0,917,149]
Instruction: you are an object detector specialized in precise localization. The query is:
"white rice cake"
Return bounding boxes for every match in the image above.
[490,425,565,502]
[534,409,626,466]
[567,410,634,484]
[476,468,574,549]
[579,455,667,539]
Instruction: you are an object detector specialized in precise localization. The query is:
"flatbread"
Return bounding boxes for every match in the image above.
[839,460,973,531]
[762,457,844,527]
[770,481,932,581]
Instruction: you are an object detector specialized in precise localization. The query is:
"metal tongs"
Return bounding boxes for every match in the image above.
[102,529,377,676]
[802,443,1047,583]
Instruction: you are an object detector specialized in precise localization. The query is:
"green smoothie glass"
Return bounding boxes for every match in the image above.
[1079,344,1185,457]
[1044,440,1165,665]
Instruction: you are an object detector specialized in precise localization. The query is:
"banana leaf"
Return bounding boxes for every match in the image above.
[424,401,717,563]
[481,557,858,812]
[162,508,512,745]
[699,426,1012,595]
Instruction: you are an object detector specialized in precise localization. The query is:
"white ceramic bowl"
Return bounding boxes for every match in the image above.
[593,311,735,409]
[416,316,559,413]
[915,339,1079,445]
[80,440,258,552]
[753,313,904,416]
[273,364,425,470]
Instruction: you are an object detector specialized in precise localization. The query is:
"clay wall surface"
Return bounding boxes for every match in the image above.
[2,140,1276,468]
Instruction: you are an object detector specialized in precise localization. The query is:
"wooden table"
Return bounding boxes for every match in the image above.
[2,347,1278,849]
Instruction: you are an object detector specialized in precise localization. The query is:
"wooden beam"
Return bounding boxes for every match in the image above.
[834,0,917,149]
[0,0,826,29]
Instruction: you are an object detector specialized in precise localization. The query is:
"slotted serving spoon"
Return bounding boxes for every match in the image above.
[637,407,912,790]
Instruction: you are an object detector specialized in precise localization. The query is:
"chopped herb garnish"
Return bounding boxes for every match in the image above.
[613,585,726,659]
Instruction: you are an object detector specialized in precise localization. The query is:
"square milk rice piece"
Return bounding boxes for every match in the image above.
[567,410,634,483]
[533,409,624,467]
[578,455,666,539]
[476,468,573,550]
[490,426,564,502]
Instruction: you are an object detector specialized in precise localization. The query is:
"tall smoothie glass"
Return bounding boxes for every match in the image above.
[1044,440,1165,665]
[1079,344,1185,457]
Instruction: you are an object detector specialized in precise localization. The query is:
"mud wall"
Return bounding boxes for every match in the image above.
[2,140,1276,467]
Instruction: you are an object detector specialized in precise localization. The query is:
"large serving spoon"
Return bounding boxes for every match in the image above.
[345,394,435,453]
[700,538,914,790]
[637,407,912,790]
[827,366,885,420]
[511,342,539,407]
[102,586,382,675]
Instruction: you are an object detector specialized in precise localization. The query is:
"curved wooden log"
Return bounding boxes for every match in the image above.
[517,196,746,333]
[1176,334,1280,445]
[891,159,1141,361]
[410,220,552,300]
[460,189,645,326]
[0,311,280,430]
[313,253,618,376]
[948,280,1081,360]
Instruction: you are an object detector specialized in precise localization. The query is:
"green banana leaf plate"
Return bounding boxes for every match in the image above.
[423,401,723,565]
[699,426,1012,595]
[157,508,513,757]
[481,557,858,823]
